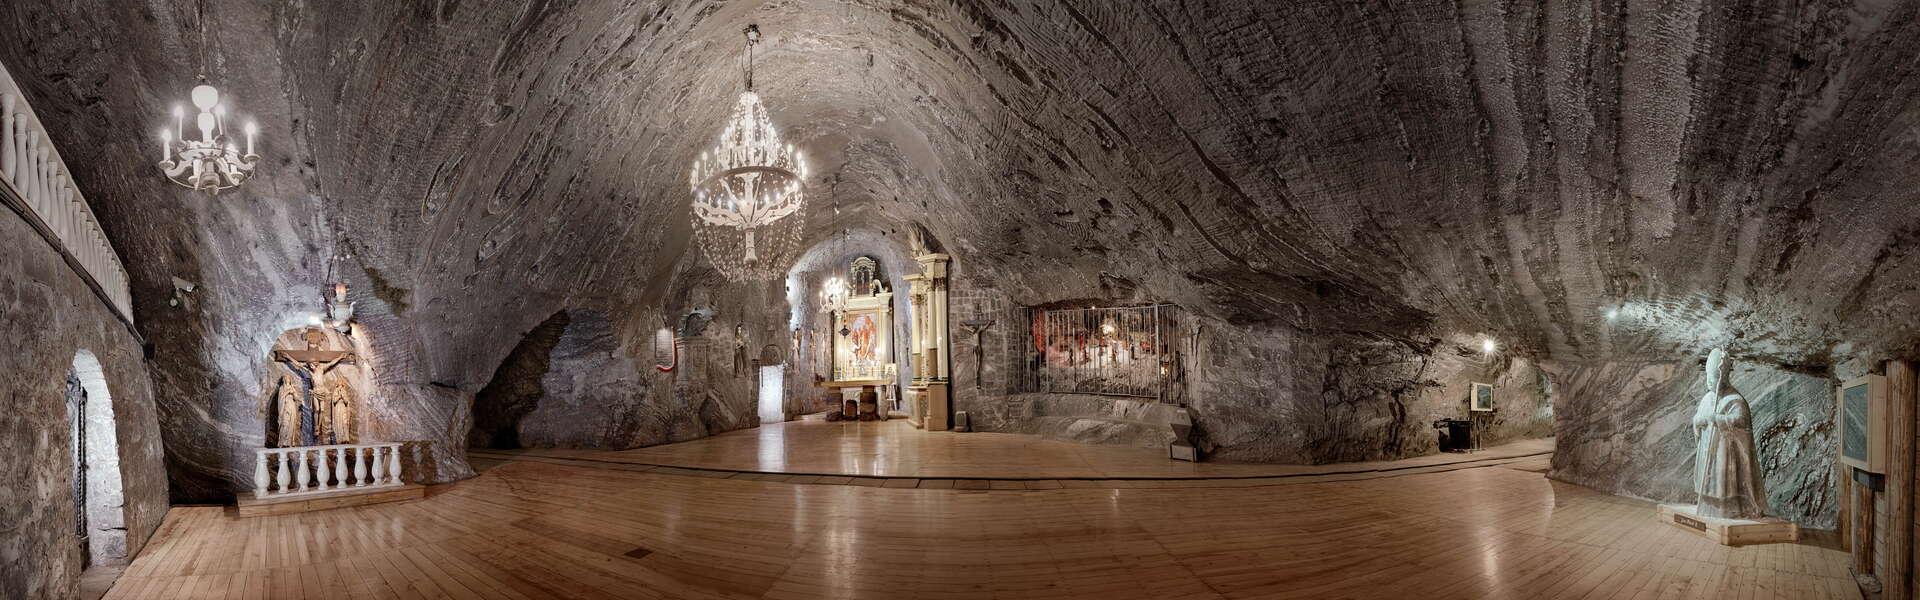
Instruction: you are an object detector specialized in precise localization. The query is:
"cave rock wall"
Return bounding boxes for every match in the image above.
[947,273,1554,463]
[466,266,782,450]
[0,212,168,599]
[1546,360,1836,528]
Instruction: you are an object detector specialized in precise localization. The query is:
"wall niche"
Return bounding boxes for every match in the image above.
[260,326,372,448]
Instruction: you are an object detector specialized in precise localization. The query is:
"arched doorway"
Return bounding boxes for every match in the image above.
[67,350,127,567]
[758,364,785,424]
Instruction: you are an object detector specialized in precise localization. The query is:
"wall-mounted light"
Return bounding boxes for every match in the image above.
[1605,308,1620,321]
[1480,338,1497,354]
[168,276,197,308]
[325,282,355,334]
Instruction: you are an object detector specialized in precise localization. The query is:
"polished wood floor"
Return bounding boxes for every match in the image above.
[108,429,1855,599]
[472,418,1555,480]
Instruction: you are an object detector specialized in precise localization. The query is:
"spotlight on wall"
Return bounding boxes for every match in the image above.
[1480,338,1497,354]
[1605,307,1620,321]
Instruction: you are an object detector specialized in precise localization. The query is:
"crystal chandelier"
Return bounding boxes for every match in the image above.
[157,0,259,194]
[688,24,807,281]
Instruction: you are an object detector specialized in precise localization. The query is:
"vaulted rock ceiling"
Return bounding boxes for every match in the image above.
[6,0,1920,498]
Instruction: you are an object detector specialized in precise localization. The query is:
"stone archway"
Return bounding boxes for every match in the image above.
[758,364,786,424]
[67,350,127,567]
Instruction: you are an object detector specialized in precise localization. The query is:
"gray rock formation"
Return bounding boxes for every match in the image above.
[0,0,1911,540]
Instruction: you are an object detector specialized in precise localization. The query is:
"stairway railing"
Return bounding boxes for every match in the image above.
[0,60,133,324]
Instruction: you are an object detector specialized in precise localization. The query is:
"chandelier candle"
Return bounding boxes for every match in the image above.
[158,83,260,193]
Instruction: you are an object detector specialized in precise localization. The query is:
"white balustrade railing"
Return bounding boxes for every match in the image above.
[0,61,132,322]
[253,442,407,499]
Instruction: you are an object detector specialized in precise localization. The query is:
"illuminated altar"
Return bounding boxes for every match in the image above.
[826,257,896,420]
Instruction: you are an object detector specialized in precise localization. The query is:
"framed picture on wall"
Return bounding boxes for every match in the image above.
[1469,382,1495,412]
[1837,374,1888,474]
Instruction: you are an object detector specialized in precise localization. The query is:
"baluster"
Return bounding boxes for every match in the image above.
[27,137,41,209]
[253,450,269,498]
[16,122,29,194]
[369,446,386,485]
[333,447,349,489]
[63,186,77,247]
[54,183,68,243]
[315,447,330,491]
[35,146,50,211]
[294,449,310,492]
[276,450,291,494]
[387,444,403,486]
[1,93,12,185]
[9,119,22,187]
[43,157,58,231]
[353,446,369,486]
[21,132,37,207]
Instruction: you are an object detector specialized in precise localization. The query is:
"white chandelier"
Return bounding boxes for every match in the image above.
[688,24,807,281]
[158,83,258,193]
[157,1,259,194]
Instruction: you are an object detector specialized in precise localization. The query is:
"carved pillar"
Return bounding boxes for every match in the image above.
[908,254,951,430]
[904,274,929,427]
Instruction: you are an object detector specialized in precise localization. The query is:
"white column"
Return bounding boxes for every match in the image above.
[333,447,349,489]
[276,451,291,493]
[0,93,13,185]
[353,446,369,486]
[387,444,403,485]
[21,133,38,206]
[293,449,310,491]
[369,446,387,485]
[34,146,50,211]
[314,448,330,491]
[9,119,22,186]
[253,450,270,497]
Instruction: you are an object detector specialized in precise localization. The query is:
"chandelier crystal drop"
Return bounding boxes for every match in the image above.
[688,24,807,281]
[158,82,260,193]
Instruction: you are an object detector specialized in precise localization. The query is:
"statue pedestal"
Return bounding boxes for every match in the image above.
[1658,504,1799,546]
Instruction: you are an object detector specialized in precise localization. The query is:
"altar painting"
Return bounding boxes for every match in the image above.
[834,305,891,381]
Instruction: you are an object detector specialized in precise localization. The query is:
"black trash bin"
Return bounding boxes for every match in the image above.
[1433,418,1473,452]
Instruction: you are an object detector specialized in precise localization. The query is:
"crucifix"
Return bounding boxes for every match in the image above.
[958,317,994,390]
[271,328,358,446]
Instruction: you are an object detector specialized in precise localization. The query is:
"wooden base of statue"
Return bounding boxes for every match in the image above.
[1658,504,1799,546]
[911,382,950,431]
[238,484,425,518]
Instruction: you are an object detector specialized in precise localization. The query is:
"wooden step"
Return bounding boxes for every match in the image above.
[236,484,426,518]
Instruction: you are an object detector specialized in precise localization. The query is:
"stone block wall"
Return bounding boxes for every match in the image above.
[0,210,168,599]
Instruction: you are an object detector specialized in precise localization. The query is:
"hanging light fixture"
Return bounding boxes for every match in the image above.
[688,24,807,281]
[157,0,259,194]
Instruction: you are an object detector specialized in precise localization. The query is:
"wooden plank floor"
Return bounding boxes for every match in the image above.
[472,418,1555,480]
[107,457,1856,599]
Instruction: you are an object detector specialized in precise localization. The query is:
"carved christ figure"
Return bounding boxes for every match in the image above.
[290,354,349,444]
[1691,348,1768,519]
